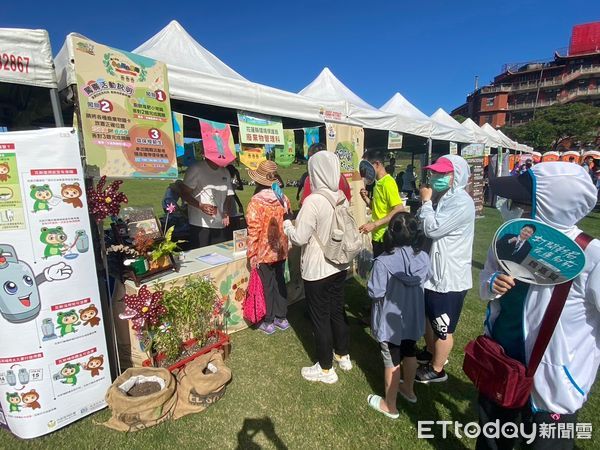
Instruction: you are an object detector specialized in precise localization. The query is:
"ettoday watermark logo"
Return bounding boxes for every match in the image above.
[418,421,592,443]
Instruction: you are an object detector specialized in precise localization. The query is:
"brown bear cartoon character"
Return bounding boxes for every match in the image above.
[83,355,104,377]
[79,304,101,327]
[61,183,83,208]
[0,163,10,182]
[21,389,41,410]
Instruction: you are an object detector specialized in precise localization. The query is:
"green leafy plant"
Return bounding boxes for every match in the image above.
[151,276,218,361]
[150,226,185,263]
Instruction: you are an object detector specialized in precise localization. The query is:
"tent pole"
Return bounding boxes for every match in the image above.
[49,88,64,127]
[427,138,432,166]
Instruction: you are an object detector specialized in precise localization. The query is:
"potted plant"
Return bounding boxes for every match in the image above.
[149,226,185,270]
[131,231,154,275]
[120,276,229,371]
[107,244,146,275]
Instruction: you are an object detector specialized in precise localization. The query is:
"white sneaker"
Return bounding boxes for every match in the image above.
[333,353,353,371]
[301,362,338,384]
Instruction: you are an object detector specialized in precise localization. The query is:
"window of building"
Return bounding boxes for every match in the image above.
[486,97,495,107]
[481,115,493,125]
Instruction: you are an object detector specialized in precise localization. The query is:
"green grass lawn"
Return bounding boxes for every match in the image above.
[6,173,599,448]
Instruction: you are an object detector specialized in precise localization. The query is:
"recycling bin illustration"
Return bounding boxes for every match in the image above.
[75,230,89,253]
[18,368,29,385]
[5,369,16,386]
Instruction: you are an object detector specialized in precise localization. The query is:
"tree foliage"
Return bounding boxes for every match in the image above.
[452,114,467,124]
[502,103,600,151]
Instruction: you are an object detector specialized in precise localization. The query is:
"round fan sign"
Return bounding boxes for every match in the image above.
[492,219,586,285]
[359,160,376,186]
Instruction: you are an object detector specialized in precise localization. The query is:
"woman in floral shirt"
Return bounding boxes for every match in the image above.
[246,161,291,335]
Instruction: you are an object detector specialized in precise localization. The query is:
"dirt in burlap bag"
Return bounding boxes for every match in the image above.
[103,367,177,431]
[173,350,232,419]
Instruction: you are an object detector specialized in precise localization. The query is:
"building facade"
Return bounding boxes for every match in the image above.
[453,22,600,128]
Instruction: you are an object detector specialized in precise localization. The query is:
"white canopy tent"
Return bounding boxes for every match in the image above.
[429,108,477,144]
[378,94,474,143]
[0,28,57,89]
[462,118,499,147]
[55,22,345,125]
[298,67,401,131]
[0,28,62,127]
[377,92,438,139]
[134,20,246,81]
[495,128,519,151]
[481,123,515,150]
[381,92,429,120]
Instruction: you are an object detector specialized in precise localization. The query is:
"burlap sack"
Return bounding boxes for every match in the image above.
[103,367,177,431]
[173,350,232,419]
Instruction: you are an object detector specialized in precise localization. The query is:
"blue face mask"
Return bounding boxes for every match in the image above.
[431,174,452,192]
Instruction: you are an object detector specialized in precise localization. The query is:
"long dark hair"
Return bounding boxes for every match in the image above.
[383,212,425,254]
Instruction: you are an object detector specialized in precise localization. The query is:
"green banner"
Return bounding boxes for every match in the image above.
[275,130,296,167]
[237,111,284,146]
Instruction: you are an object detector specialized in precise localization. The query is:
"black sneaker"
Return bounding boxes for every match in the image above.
[416,349,433,365]
[415,364,448,384]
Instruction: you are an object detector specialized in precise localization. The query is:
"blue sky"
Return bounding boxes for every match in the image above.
[4,0,598,114]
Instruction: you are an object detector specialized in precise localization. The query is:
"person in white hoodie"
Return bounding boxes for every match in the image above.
[415,155,475,383]
[284,151,352,384]
[477,162,599,450]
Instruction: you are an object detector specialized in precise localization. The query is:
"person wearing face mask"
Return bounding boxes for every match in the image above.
[415,155,475,384]
[477,163,599,450]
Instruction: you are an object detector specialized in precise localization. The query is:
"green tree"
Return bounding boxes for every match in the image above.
[452,114,467,124]
[502,103,600,150]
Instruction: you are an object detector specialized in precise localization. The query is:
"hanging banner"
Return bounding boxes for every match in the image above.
[387,131,403,149]
[324,123,366,229]
[172,112,185,157]
[199,119,236,167]
[325,123,363,177]
[0,128,111,439]
[461,143,485,217]
[240,145,266,171]
[275,130,296,168]
[449,142,458,155]
[303,127,320,157]
[72,36,177,179]
[237,111,284,146]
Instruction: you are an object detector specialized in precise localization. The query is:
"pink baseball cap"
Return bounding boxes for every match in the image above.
[424,156,454,173]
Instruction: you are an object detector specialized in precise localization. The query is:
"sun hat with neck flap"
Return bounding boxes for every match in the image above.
[248,160,279,187]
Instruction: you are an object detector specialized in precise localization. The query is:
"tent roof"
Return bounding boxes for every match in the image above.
[495,128,519,150]
[0,28,57,89]
[380,92,429,120]
[462,118,498,147]
[299,67,376,110]
[132,20,246,81]
[431,108,463,128]
[481,123,513,149]
[429,108,476,143]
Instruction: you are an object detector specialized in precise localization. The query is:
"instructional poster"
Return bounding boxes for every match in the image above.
[461,143,485,217]
[324,123,363,178]
[0,128,111,439]
[72,36,177,179]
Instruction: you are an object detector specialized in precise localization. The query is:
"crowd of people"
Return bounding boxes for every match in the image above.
[509,154,600,195]
[164,144,599,449]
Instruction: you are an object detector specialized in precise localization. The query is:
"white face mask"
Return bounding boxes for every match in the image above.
[497,198,524,222]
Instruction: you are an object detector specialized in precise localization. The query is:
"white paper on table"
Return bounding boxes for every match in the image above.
[196,252,233,266]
